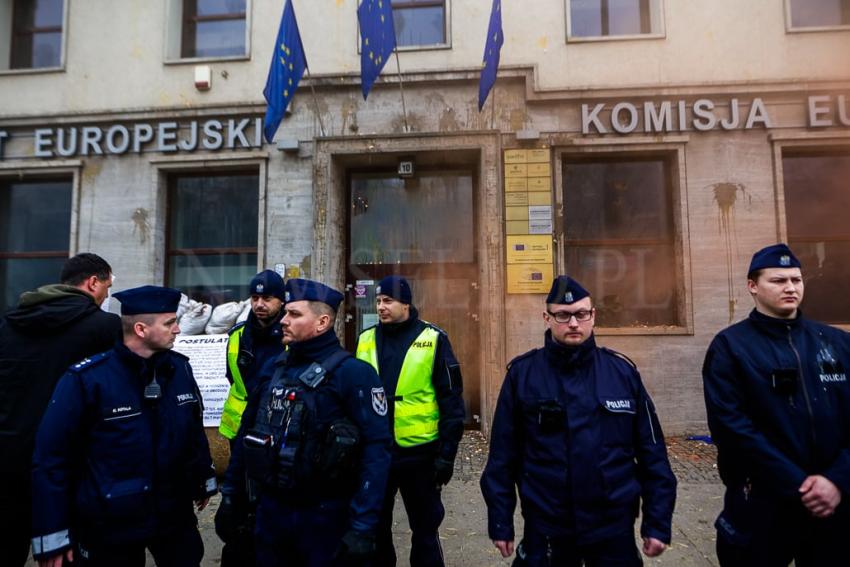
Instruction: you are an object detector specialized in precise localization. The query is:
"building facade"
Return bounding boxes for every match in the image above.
[2,0,849,433]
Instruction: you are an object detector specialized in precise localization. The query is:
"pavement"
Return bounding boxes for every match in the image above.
[203,432,725,566]
[28,432,725,566]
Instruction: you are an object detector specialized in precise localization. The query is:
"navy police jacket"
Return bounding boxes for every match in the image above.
[480,331,676,545]
[703,309,850,507]
[30,344,217,559]
[223,329,392,534]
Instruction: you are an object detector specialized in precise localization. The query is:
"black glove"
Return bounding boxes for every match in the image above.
[434,456,455,486]
[215,494,246,544]
[334,529,376,563]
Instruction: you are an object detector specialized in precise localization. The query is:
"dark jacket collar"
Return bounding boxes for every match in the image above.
[379,306,420,337]
[114,342,174,380]
[5,286,99,332]
[748,308,804,338]
[543,329,597,369]
[246,310,283,339]
[287,329,342,364]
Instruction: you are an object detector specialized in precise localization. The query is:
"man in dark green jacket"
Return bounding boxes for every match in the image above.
[0,253,120,567]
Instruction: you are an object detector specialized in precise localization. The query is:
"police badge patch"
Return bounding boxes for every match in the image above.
[371,387,388,416]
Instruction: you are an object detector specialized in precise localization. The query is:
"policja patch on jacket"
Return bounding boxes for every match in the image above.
[371,387,388,416]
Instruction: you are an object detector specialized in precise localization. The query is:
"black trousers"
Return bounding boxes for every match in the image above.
[716,507,848,567]
[221,439,257,567]
[375,456,445,567]
[512,529,642,567]
[254,495,351,567]
[0,488,32,567]
[72,525,204,567]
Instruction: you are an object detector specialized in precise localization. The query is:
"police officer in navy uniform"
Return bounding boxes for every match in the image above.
[481,276,676,566]
[217,269,286,566]
[354,276,465,567]
[703,244,850,566]
[219,278,391,566]
[30,285,217,567]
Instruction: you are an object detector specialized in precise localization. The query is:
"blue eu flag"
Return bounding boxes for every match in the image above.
[263,0,308,143]
[478,0,503,111]
[358,0,396,100]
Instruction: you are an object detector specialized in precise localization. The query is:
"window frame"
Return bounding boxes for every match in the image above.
[772,133,850,329]
[165,0,252,64]
[153,153,266,301]
[554,139,691,335]
[785,0,850,33]
[0,167,79,310]
[0,0,67,74]
[164,167,260,304]
[356,0,451,53]
[394,0,450,51]
[565,0,666,43]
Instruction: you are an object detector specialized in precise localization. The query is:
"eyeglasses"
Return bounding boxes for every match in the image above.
[547,309,594,324]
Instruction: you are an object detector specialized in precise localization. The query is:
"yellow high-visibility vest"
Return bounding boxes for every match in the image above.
[356,324,440,447]
[219,325,248,440]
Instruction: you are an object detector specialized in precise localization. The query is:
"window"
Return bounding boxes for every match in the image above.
[0,178,72,311]
[567,0,664,40]
[782,149,850,324]
[167,171,258,305]
[392,0,447,48]
[787,0,850,29]
[561,156,680,328]
[175,0,247,60]
[2,0,64,70]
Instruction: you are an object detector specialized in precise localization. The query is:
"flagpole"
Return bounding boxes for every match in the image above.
[393,48,410,132]
[304,67,326,137]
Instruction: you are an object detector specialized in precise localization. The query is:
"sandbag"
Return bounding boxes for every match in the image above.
[236,299,252,324]
[205,301,242,334]
[176,294,192,322]
[179,302,212,335]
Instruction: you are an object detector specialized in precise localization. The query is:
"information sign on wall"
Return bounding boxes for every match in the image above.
[504,148,555,294]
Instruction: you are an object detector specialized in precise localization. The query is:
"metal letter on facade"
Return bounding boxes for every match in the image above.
[808,95,833,128]
[581,103,607,134]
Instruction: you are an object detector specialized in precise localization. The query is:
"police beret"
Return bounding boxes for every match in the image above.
[376,275,413,305]
[284,278,344,311]
[748,243,801,274]
[545,276,591,305]
[249,270,285,300]
[113,285,181,315]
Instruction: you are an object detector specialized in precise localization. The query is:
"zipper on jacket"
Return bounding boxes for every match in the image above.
[787,325,817,445]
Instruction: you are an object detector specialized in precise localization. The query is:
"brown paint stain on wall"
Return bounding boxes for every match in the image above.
[391,112,423,132]
[341,98,359,134]
[712,183,746,323]
[439,107,461,131]
[132,208,151,245]
[509,109,527,131]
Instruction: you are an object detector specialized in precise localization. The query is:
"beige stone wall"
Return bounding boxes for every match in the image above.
[3,1,850,116]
